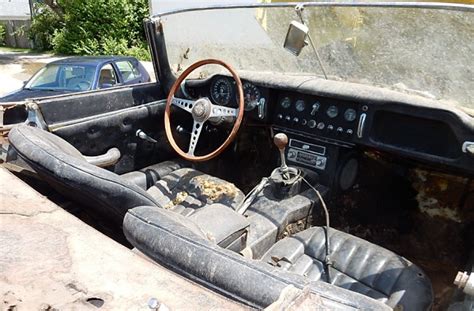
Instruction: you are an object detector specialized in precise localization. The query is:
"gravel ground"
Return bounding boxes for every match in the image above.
[0,50,155,97]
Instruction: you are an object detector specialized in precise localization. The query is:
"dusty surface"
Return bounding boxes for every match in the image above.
[0,50,155,97]
[0,168,244,310]
[329,153,472,310]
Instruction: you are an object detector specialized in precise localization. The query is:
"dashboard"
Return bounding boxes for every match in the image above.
[185,73,474,180]
[272,92,363,145]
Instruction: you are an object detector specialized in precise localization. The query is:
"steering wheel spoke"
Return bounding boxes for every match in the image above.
[210,105,238,118]
[188,120,204,156]
[171,96,195,114]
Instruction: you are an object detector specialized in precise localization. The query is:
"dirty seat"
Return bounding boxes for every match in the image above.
[146,168,244,216]
[8,125,244,224]
[261,227,434,310]
[123,205,433,310]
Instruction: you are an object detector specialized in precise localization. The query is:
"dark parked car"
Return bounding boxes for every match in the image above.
[0,56,150,103]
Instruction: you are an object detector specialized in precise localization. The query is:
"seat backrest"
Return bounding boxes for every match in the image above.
[8,125,159,225]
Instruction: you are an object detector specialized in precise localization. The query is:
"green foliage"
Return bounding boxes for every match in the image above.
[29,3,63,50]
[0,23,6,46]
[52,0,149,59]
[29,0,150,60]
[125,43,151,61]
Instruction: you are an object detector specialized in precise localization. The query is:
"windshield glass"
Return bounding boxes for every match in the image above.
[27,64,96,91]
[160,5,473,110]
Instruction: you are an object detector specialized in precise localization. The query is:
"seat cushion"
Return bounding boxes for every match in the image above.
[121,160,188,190]
[124,206,392,310]
[147,168,245,216]
[261,227,433,310]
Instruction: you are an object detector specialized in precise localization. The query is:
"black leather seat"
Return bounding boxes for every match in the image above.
[8,125,244,224]
[123,205,433,310]
[261,227,433,310]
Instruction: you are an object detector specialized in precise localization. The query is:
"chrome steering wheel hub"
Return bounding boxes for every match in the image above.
[192,98,212,122]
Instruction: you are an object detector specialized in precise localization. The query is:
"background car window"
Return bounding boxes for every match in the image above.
[116,60,141,83]
[99,64,118,88]
[27,66,60,89]
[27,64,96,91]
[63,66,95,91]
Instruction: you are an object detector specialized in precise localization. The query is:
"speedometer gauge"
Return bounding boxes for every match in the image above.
[243,82,261,111]
[210,77,233,105]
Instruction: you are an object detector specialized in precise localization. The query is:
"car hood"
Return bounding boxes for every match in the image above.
[0,89,75,103]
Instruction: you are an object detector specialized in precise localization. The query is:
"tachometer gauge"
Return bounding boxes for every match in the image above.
[210,77,233,105]
[344,108,357,122]
[243,82,261,111]
[326,105,339,118]
[280,97,291,109]
[295,100,306,112]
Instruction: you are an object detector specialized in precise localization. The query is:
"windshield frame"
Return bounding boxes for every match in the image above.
[152,1,474,19]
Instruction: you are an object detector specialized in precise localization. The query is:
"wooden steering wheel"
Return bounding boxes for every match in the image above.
[164,59,244,162]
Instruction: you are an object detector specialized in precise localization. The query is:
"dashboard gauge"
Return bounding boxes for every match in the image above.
[243,82,261,111]
[210,77,233,106]
[344,108,357,122]
[280,97,291,109]
[295,100,306,112]
[326,105,339,118]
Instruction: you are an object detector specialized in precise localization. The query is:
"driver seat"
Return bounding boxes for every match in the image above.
[8,125,244,225]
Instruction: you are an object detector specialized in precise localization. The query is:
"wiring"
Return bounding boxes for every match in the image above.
[302,177,332,283]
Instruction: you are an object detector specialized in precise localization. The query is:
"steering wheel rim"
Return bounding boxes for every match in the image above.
[164,59,244,162]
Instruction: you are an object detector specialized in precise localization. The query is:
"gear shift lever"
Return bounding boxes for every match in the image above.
[270,133,303,198]
[274,133,289,175]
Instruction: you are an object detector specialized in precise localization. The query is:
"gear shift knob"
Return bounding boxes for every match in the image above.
[274,133,289,150]
[274,133,289,173]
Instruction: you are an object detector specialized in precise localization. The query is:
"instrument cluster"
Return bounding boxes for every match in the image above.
[209,76,265,112]
[273,92,364,143]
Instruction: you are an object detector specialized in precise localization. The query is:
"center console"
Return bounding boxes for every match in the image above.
[272,92,364,189]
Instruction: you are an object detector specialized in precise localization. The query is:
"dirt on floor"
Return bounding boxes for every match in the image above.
[327,152,473,310]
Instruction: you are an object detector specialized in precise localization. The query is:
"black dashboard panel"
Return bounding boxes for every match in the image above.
[186,72,474,176]
[272,92,362,145]
[370,111,462,159]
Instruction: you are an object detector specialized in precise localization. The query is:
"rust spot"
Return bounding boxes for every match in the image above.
[410,169,472,223]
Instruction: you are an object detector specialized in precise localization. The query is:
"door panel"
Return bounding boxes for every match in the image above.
[34,83,171,174]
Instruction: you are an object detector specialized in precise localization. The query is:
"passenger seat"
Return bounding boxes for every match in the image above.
[261,227,433,310]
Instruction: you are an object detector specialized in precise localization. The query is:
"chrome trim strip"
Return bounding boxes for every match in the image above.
[357,113,367,139]
[289,138,326,155]
[48,100,166,131]
[152,2,474,19]
[462,141,474,153]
